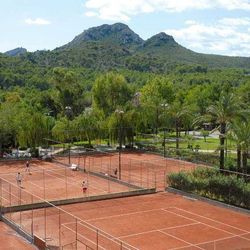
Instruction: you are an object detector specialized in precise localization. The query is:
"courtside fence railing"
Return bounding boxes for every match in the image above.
[0,164,155,203]
[0,177,139,250]
[53,149,158,191]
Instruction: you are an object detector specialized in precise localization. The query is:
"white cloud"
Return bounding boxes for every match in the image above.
[164,18,250,56]
[84,0,250,21]
[85,11,98,17]
[25,18,51,25]
[219,17,250,26]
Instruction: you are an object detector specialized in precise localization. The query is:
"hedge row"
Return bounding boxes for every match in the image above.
[168,167,250,209]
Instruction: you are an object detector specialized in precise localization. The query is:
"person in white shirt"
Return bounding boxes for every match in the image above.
[16,172,22,187]
[82,180,88,194]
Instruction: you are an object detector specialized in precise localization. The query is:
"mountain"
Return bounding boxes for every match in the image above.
[15,23,250,72]
[5,47,27,57]
[64,23,143,48]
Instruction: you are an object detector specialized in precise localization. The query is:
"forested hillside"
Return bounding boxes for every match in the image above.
[0,23,250,161]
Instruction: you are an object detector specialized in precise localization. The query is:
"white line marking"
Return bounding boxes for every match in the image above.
[86,208,162,222]
[172,207,249,234]
[162,208,236,236]
[118,222,200,239]
[159,230,205,250]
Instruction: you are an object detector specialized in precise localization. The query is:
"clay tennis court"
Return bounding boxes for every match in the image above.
[55,193,250,249]
[1,152,248,250]
[9,192,250,249]
[61,151,199,191]
[0,159,141,204]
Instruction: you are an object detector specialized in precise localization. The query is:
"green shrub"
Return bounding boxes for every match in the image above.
[168,168,249,209]
[168,172,195,192]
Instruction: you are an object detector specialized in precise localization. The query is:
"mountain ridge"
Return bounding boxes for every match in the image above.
[4,23,250,72]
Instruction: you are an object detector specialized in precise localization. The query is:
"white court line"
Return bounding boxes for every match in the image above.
[172,207,249,234]
[158,230,204,250]
[162,208,236,236]
[86,208,162,222]
[61,224,105,250]
[170,232,250,250]
[169,207,250,244]
[26,181,50,190]
[118,222,200,239]
[163,207,250,245]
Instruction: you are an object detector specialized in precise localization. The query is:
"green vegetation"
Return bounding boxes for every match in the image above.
[0,23,249,172]
[168,168,250,209]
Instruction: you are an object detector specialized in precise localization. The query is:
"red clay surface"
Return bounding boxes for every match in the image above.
[9,192,250,250]
[64,151,199,190]
[0,221,36,250]
[61,192,250,250]
[0,159,135,205]
[1,153,247,250]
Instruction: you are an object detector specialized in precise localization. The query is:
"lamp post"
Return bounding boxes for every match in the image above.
[65,106,72,165]
[161,103,168,158]
[115,109,124,180]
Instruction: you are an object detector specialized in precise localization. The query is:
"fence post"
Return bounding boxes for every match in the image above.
[0,179,2,215]
[9,184,12,221]
[154,171,157,189]
[65,167,68,199]
[59,209,61,249]
[31,195,34,237]
[44,204,47,244]
[140,162,142,187]
[43,170,45,200]
[20,187,22,228]
[96,229,99,250]
[76,218,78,250]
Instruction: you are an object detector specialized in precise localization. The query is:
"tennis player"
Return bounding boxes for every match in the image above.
[25,160,31,174]
[82,180,88,194]
[16,172,23,187]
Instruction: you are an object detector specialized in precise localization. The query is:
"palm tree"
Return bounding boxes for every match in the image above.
[167,102,191,151]
[207,93,240,170]
[229,119,250,173]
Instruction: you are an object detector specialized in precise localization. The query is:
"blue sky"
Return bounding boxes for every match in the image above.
[1,0,250,56]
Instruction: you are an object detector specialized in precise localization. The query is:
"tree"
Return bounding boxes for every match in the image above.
[72,108,104,146]
[207,93,240,170]
[51,67,83,116]
[92,72,132,116]
[140,77,174,134]
[229,119,250,173]
[167,101,191,150]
